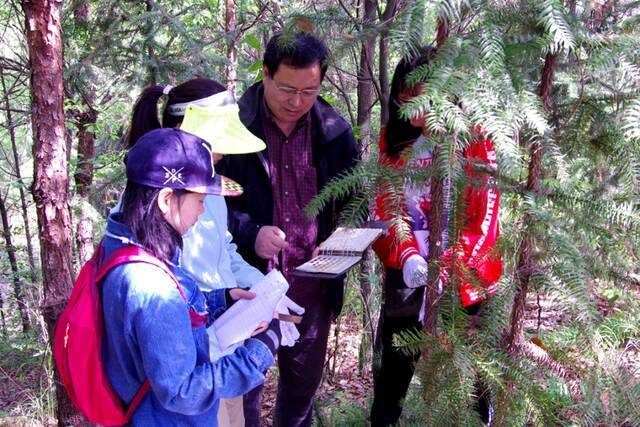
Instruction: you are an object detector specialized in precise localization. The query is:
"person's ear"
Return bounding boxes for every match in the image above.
[263,66,270,79]
[157,188,174,215]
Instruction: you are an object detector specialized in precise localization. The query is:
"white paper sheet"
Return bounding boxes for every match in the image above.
[213,270,289,351]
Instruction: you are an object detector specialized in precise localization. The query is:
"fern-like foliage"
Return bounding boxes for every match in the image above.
[623,98,640,141]
[538,0,575,54]
[280,0,640,424]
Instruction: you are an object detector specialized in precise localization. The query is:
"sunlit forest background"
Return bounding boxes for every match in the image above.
[1,0,640,425]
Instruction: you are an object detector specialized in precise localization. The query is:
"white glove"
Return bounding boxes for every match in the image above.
[276,296,305,347]
[402,254,429,288]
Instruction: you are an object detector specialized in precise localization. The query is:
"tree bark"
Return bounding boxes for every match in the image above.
[22,0,78,424]
[0,291,6,335]
[356,0,377,157]
[378,37,390,126]
[145,0,158,85]
[377,0,399,126]
[356,0,378,377]
[422,17,450,333]
[436,16,450,49]
[506,52,557,353]
[423,138,447,333]
[73,107,97,263]
[72,1,96,264]
[0,68,38,284]
[225,0,237,96]
[0,191,30,333]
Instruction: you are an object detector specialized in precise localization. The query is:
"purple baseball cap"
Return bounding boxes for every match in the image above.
[126,128,242,197]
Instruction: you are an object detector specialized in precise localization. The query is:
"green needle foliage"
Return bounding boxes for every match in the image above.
[1,0,639,423]
[308,0,640,424]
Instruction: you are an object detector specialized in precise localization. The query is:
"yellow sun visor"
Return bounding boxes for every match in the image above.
[180,104,266,155]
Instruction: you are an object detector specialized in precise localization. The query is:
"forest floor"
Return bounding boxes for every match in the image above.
[0,282,638,426]
[260,315,373,425]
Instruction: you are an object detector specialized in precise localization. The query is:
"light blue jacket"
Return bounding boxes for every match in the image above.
[182,195,264,360]
[101,214,273,426]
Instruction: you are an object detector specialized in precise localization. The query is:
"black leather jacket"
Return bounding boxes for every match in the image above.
[217,82,358,317]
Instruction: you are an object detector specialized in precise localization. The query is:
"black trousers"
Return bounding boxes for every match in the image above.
[243,290,332,427]
[370,268,424,427]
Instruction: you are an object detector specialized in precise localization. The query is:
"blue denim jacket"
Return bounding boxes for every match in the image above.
[182,195,264,361]
[101,214,274,426]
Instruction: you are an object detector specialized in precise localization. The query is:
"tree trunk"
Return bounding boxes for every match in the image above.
[145,0,158,85]
[378,37,389,126]
[21,0,78,424]
[377,0,399,126]
[355,0,378,378]
[0,191,30,333]
[72,1,96,264]
[225,0,237,96]
[423,139,447,333]
[506,52,557,353]
[0,68,38,284]
[0,291,6,335]
[355,0,377,156]
[436,16,450,49]
[422,17,451,333]
[73,108,97,263]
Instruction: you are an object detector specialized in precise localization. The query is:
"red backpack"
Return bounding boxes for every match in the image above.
[53,243,187,426]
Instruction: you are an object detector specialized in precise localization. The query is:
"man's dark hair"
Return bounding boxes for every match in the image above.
[118,181,185,263]
[385,46,437,158]
[263,32,329,79]
[126,78,226,147]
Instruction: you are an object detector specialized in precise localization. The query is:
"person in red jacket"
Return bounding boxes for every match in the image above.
[371,48,502,426]
[439,125,502,313]
[370,47,436,427]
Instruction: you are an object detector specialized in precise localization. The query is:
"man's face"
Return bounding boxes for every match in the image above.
[262,62,322,128]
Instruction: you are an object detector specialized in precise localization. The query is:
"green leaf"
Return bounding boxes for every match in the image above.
[245,34,261,50]
[247,60,263,72]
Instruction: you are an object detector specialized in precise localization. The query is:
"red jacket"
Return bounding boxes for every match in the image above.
[372,127,502,307]
[372,128,432,270]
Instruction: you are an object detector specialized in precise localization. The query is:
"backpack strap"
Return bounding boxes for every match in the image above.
[124,379,150,420]
[95,243,186,419]
[96,244,187,302]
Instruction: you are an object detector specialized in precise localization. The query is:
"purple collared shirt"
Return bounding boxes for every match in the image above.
[260,102,321,304]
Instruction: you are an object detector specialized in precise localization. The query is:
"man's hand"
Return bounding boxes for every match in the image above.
[255,226,289,259]
[311,246,320,258]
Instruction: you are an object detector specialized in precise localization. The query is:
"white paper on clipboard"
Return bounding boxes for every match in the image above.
[212,270,289,350]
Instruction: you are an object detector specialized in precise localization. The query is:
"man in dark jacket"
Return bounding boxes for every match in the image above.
[217,32,358,427]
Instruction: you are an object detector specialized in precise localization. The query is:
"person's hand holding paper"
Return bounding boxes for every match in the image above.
[224,288,270,336]
[213,270,290,350]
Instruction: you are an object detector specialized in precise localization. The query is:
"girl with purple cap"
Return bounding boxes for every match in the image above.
[101,128,281,426]
[126,78,304,426]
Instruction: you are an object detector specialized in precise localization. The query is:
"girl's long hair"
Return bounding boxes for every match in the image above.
[126,78,226,147]
[384,46,436,158]
[118,182,183,263]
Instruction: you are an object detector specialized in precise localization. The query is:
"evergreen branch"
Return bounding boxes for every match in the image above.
[538,0,575,54]
[622,98,640,141]
[304,162,371,219]
[392,327,428,357]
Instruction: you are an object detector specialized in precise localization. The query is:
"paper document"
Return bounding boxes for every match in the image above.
[213,270,289,351]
